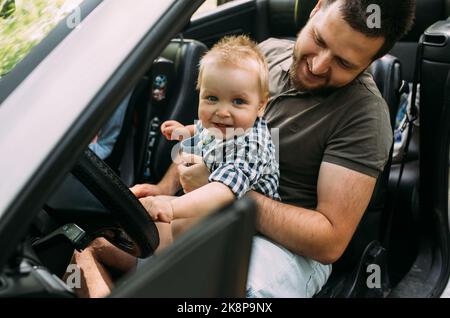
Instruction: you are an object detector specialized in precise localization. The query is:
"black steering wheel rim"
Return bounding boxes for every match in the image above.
[72,148,159,258]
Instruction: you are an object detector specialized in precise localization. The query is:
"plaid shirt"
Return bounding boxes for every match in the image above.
[194,117,280,200]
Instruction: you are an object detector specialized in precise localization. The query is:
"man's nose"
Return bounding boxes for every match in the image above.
[311,51,331,76]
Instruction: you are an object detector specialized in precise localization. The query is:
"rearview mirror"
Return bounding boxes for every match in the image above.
[0,0,15,19]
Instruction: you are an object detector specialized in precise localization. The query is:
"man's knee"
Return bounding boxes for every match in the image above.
[246,236,331,298]
[72,237,116,268]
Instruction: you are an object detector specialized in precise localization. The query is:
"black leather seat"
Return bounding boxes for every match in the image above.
[384,0,445,285]
[133,38,207,184]
[316,56,402,298]
[390,0,447,83]
[95,38,207,186]
[370,55,403,129]
[255,0,318,40]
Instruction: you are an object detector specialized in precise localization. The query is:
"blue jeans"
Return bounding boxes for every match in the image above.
[246,236,332,298]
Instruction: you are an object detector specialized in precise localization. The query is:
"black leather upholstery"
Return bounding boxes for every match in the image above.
[401,0,446,42]
[264,0,446,42]
[390,0,447,82]
[317,56,403,297]
[262,0,317,37]
[369,55,403,129]
[139,39,207,183]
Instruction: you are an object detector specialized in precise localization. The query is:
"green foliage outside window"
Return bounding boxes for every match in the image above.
[0,0,82,78]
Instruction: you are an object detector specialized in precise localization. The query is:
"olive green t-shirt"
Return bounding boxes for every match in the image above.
[260,38,393,209]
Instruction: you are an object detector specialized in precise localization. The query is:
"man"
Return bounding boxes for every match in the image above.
[73,0,415,297]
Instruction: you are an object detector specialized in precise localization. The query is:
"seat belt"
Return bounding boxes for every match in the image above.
[382,39,423,248]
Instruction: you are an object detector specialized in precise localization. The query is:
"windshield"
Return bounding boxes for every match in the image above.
[0,0,83,78]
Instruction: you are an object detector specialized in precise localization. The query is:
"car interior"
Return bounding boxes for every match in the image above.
[1,0,450,298]
[111,198,256,298]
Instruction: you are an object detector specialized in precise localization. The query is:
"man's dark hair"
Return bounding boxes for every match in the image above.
[324,0,416,60]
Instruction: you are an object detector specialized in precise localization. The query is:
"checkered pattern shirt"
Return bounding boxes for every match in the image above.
[194,117,280,200]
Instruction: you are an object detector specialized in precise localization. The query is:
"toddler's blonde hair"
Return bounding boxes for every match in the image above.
[196,35,269,103]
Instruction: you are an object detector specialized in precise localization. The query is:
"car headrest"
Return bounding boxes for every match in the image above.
[402,0,447,42]
[266,0,318,37]
[369,54,403,129]
[265,0,446,42]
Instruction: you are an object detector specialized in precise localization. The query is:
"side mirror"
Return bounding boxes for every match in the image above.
[0,0,15,19]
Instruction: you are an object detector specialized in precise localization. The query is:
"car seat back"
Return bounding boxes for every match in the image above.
[134,39,207,183]
[390,0,447,82]
[370,55,403,129]
[329,55,402,275]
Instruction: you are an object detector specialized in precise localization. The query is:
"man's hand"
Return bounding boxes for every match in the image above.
[91,134,99,144]
[130,184,163,198]
[161,120,190,141]
[177,153,210,193]
[139,196,174,223]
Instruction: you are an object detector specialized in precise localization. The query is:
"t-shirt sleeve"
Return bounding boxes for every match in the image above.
[259,38,294,64]
[322,97,393,178]
[258,38,277,56]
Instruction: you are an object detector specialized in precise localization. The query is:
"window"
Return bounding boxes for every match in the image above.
[192,0,235,17]
[0,0,83,78]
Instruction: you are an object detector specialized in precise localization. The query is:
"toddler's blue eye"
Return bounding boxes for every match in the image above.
[206,96,218,102]
[233,98,246,105]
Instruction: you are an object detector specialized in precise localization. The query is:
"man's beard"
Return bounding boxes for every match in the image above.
[289,53,337,96]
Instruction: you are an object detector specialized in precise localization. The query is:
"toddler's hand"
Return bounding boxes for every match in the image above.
[161,120,189,141]
[139,196,174,223]
[130,183,162,198]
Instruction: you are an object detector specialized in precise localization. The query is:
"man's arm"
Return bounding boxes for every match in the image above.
[249,162,376,264]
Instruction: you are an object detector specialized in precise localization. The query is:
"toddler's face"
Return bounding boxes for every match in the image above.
[198,60,265,139]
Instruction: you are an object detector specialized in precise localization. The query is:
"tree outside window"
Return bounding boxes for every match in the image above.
[0,0,82,78]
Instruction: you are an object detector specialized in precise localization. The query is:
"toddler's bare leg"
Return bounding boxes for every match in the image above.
[155,222,173,253]
[171,217,204,239]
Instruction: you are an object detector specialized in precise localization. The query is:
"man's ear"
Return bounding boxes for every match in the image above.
[310,0,324,18]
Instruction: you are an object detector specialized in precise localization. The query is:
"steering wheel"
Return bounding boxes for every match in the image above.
[70,148,159,258]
